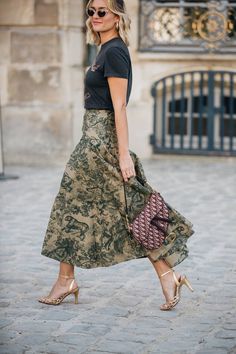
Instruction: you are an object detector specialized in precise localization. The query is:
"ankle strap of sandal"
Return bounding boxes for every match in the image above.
[160,269,174,278]
[59,274,75,279]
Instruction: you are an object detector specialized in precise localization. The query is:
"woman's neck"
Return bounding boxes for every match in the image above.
[100,31,119,45]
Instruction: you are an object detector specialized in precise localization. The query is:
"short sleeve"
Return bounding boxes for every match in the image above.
[104,47,129,79]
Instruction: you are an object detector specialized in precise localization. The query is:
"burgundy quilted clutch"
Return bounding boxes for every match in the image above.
[124,184,172,250]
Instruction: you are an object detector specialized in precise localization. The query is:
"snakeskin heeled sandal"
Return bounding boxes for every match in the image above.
[159,269,194,311]
[38,274,79,305]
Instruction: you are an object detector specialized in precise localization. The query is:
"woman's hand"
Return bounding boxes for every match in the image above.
[119,152,136,182]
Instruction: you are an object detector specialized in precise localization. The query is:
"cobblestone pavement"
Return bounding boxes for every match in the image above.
[0,156,236,354]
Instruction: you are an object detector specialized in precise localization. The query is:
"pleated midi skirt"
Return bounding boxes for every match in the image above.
[41,109,194,269]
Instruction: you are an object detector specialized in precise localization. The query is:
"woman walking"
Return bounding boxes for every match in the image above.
[38,0,194,311]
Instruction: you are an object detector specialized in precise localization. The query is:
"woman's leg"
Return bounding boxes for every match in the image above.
[40,262,78,301]
[59,261,75,277]
[147,256,181,303]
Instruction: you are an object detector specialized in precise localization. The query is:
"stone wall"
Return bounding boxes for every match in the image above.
[0,0,85,166]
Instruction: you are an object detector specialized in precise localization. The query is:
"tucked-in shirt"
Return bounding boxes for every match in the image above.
[84,37,132,111]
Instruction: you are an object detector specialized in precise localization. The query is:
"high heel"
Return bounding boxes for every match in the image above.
[74,288,79,304]
[180,275,194,292]
[38,274,79,306]
[159,269,194,311]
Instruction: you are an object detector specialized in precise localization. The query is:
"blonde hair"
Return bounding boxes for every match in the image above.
[86,0,131,46]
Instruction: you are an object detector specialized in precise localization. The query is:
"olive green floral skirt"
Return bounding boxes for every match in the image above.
[41,109,194,269]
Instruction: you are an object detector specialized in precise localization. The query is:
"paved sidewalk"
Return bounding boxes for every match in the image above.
[0,156,236,354]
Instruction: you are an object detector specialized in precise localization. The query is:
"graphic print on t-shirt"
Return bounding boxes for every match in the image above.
[84,92,91,101]
[84,62,100,102]
[91,63,100,72]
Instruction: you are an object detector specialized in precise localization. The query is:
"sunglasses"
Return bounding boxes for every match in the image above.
[86,7,109,17]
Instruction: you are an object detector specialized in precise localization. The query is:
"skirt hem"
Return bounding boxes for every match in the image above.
[41,250,149,269]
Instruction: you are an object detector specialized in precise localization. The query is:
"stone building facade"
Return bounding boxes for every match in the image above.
[0,0,235,166]
[0,0,85,166]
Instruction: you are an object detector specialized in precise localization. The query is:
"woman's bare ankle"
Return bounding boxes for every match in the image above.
[57,262,75,286]
[148,257,172,278]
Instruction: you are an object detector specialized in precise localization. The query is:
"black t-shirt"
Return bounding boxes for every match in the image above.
[84,37,132,111]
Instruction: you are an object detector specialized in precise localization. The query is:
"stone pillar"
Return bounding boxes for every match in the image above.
[125,0,153,158]
[0,0,85,166]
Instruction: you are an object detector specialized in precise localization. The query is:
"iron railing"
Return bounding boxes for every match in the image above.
[150,70,236,155]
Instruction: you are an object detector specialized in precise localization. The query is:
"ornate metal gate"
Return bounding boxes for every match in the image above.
[150,71,236,156]
[139,1,236,54]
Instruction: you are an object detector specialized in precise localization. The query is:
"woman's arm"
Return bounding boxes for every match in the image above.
[107,76,136,182]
